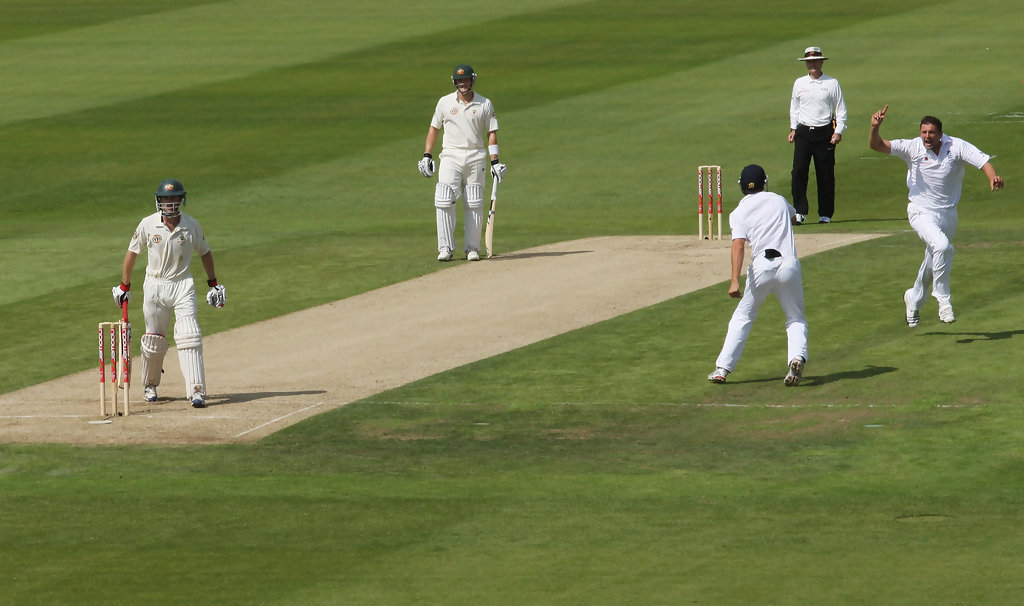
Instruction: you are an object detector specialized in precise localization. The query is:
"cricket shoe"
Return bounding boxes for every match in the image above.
[708,367,730,383]
[818,216,831,224]
[784,357,804,387]
[794,214,805,225]
[437,247,453,262]
[904,289,920,327]
[467,249,480,262]
[938,302,956,324]
[144,386,158,402]
[191,388,207,408]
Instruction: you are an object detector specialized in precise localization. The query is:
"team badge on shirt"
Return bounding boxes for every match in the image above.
[152,235,162,244]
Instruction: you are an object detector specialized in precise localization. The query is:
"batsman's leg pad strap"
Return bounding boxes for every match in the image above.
[140,333,168,387]
[173,316,203,350]
[434,183,457,208]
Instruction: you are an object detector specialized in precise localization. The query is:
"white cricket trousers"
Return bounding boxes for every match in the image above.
[142,275,207,399]
[905,203,957,308]
[143,275,198,335]
[435,148,487,253]
[715,255,808,372]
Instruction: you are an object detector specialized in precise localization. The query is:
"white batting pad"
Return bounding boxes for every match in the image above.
[140,333,168,387]
[464,183,483,208]
[436,206,456,251]
[173,316,203,349]
[434,183,457,208]
[172,316,206,398]
[177,347,206,399]
[465,207,483,253]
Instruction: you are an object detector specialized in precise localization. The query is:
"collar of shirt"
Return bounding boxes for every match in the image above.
[928,134,951,158]
[451,91,482,107]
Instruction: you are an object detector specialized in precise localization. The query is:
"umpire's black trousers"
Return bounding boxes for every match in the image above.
[791,123,836,219]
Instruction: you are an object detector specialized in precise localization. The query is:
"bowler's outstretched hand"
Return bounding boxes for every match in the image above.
[871,104,888,127]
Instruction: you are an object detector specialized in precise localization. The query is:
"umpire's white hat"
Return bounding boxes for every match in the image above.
[797,46,829,61]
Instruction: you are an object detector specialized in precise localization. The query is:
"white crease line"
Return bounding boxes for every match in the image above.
[234,402,326,438]
[367,400,964,410]
[1,414,93,419]
[0,414,246,419]
[815,234,886,247]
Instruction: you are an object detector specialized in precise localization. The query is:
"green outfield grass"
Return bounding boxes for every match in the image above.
[2,0,1024,604]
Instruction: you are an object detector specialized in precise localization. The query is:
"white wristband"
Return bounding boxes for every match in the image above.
[488,144,499,156]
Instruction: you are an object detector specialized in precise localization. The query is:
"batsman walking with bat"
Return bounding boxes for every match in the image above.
[418,64,506,262]
[113,178,226,409]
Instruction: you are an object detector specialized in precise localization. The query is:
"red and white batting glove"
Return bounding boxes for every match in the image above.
[111,282,130,307]
[206,279,226,308]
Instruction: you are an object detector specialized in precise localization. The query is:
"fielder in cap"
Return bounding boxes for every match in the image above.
[869,105,1004,326]
[708,165,808,386]
[418,64,506,262]
[112,178,225,408]
[788,46,847,225]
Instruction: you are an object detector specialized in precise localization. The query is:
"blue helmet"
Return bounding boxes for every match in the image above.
[451,64,476,85]
[154,178,187,217]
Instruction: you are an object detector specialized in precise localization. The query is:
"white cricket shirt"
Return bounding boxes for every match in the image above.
[889,134,990,210]
[128,212,211,281]
[729,191,799,259]
[789,74,847,133]
[431,91,498,151]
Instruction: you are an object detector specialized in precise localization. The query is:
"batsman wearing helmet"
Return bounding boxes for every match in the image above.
[111,179,225,408]
[418,64,506,261]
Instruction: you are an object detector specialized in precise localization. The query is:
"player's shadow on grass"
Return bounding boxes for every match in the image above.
[801,365,897,386]
[729,366,897,384]
[729,365,896,386]
[491,250,592,261]
[943,329,1024,344]
[208,390,327,406]
[821,217,905,224]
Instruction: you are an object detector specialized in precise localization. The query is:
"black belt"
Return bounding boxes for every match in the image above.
[798,123,834,131]
[764,249,781,259]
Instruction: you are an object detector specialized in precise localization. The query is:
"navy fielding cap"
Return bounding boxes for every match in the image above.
[739,165,767,193]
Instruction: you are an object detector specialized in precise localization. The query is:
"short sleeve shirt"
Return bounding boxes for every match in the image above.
[128,212,211,280]
[729,191,799,259]
[431,91,498,151]
[889,134,990,210]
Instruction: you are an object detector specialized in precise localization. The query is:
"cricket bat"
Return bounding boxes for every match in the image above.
[485,179,498,258]
[121,300,132,407]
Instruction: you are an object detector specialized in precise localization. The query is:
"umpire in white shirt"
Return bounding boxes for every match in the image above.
[788,46,847,225]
